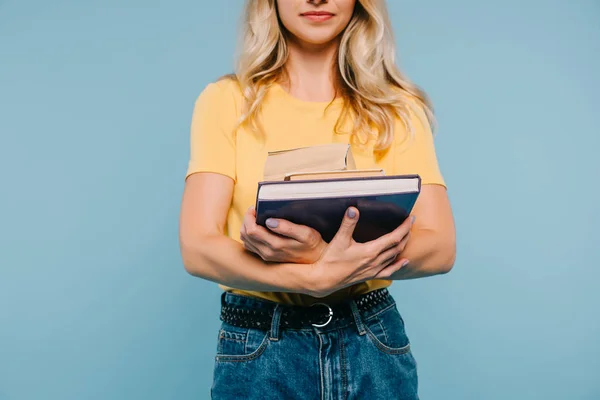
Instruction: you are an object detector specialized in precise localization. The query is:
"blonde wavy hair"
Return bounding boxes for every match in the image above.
[225,0,435,156]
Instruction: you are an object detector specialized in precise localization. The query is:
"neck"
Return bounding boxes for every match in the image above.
[282,37,340,103]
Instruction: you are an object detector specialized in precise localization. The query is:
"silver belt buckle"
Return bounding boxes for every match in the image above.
[310,302,333,328]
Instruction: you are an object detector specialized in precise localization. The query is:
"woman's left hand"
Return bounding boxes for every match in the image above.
[240,207,326,264]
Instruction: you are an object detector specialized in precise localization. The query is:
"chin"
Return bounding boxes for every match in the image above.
[303,37,338,46]
[293,31,341,47]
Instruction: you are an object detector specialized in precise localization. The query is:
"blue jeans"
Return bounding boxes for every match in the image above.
[210,290,419,399]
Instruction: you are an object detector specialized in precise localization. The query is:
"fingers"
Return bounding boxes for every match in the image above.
[331,207,359,246]
[265,218,321,246]
[241,223,281,262]
[240,223,258,252]
[242,207,304,262]
[241,208,282,249]
[242,238,262,258]
[371,229,406,264]
[391,231,411,255]
[364,215,413,280]
[372,215,415,254]
[373,246,401,268]
[373,257,409,279]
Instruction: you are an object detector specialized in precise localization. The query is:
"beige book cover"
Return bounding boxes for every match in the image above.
[263,143,356,181]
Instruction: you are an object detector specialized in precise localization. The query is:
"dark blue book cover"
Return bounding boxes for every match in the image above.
[255,175,420,243]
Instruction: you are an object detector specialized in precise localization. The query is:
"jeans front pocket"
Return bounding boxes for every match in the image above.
[363,303,412,355]
[215,322,270,363]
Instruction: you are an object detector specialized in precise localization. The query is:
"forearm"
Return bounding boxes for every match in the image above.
[180,234,311,294]
[390,228,456,280]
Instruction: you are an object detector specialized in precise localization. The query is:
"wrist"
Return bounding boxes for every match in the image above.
[315,240,327,261]
[275,261,316,296]
[298,260,336,298]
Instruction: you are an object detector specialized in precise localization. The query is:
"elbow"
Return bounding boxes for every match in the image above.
[436,238,456,275]
[437,256,455,275]
[179,234,210,278]
[181,249,199,277]
[180,242,200,277]
[405,228,456,277]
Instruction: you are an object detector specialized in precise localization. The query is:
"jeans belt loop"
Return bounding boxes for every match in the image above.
[269,304,283,342]
[349,300,366,335]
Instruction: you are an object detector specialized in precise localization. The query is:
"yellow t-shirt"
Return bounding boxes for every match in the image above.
[185,78,445,306]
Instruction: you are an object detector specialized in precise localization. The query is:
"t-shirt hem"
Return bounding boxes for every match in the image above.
[219,281,394,306]
[185,167,236,183]
[421,180,447,189]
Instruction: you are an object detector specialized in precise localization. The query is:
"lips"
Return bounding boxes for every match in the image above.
[300,11,335,22]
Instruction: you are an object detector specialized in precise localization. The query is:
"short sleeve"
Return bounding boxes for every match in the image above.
[392,100,446,187]
[185,81,238,181]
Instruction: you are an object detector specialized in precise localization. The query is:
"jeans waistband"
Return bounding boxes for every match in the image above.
[220,288,396,337]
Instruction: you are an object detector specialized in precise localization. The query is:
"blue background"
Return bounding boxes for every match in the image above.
[1,0,599,399]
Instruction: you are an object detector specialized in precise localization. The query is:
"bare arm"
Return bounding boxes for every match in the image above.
[179,172,414,298]
[179,173,310,293]
[390,184,456,280]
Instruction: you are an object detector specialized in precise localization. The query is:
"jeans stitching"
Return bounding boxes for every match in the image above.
[363,302,395,322]
[219,329,246,341]
[338,328,348,399]
[377,319,389,344]
[365,327,411,355]
[215,332,269,362]
[221,337,245,343]
[318,333,325,400]
[363,305,412,355]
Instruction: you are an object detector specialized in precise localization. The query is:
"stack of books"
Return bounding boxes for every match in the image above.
[255,143,420,243]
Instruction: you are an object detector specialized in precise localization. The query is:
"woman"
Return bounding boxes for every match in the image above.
[179,0,456,398]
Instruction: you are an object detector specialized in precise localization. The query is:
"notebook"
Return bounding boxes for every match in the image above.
[255,174,421,243]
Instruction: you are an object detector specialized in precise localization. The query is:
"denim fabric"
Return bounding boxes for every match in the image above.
[210,291,419,400]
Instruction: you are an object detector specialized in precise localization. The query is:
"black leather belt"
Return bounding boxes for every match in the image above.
[220,288,391,330]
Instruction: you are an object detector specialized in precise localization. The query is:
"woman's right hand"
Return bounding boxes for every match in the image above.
[306,207,414,298]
